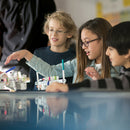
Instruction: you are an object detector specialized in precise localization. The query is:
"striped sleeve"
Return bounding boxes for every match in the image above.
[68,74,130,90]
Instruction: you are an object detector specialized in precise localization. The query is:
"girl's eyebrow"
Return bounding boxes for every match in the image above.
[84,37,89,40]
[82,37,89,41]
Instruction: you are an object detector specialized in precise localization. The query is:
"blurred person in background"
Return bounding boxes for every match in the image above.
[0,0,56,76]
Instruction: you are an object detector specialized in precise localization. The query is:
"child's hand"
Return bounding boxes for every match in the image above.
[46,82,69,92]
[4,50,33,65]
[85,67,101,80]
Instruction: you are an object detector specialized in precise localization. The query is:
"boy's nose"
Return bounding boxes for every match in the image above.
[106,48,109,56]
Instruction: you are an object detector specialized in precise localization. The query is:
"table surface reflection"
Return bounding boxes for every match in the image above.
[0,90,130,130]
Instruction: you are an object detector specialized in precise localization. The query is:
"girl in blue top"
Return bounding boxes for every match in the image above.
[4,18,120,83]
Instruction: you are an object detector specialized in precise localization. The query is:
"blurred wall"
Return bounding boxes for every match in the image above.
[54,0,96,28]
[54,0,130,27]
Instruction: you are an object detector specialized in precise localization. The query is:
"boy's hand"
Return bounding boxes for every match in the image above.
[46,82,69,92]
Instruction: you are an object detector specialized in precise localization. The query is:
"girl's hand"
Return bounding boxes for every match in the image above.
[85,67,101,80]
[46,82,69,92]
[4,50,33,65]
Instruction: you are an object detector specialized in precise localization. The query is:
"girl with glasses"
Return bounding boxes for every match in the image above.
[46,21,130,92]
[4,18,120,85]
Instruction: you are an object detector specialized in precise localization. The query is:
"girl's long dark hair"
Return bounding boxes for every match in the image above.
[76,18,112,82]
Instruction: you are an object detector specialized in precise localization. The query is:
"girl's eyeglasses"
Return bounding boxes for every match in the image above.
[80,38,101,47]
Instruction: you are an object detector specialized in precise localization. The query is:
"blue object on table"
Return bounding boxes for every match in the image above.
[5,66,16,73]
[0,66,16,78]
